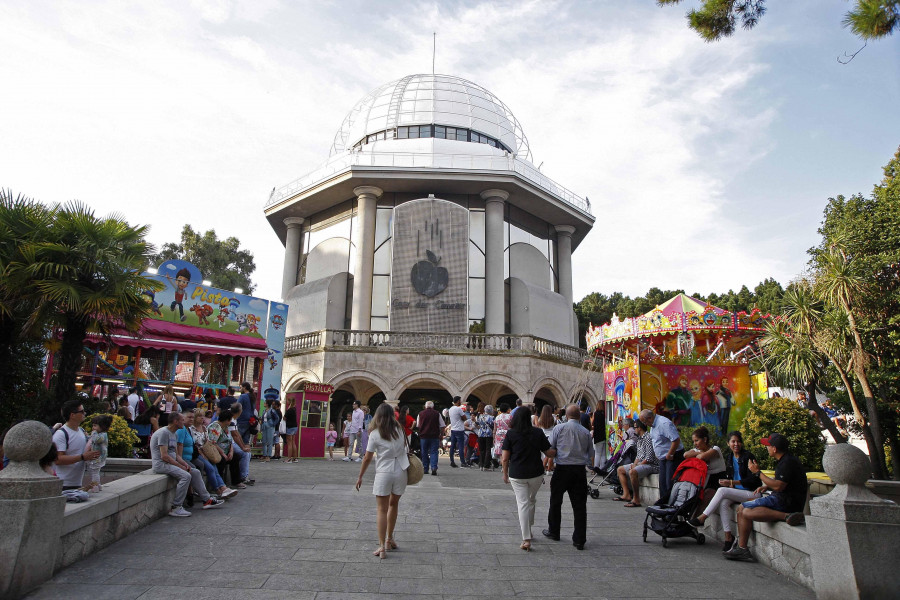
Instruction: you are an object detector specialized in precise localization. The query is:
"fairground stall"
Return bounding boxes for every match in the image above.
[45,259,289,410]
[585,294,772,436]
[284,383,333,459]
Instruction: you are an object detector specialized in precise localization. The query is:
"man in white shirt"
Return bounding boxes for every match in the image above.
[448,396,469,468]
[342,401,365,462]
[127,387,140,420]
[52,400,100,490]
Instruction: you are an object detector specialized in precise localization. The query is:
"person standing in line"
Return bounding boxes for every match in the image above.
[154,384,179,427]
[492,403,512,469]
[638,408,684,501]
[261,398,281,462]
[355,403,410,559]
[476,405,495,471]
[359,405,372,457]
[502,406,556,551]
[126,387,141,420]
[343,401,364,462]
[52,400,100,491]
[235,382,256,445]
[341,413,351,458]
[448,396,469,468]
[283,398,299,463]
[591,410,608,470]
[416,400,445,476]
[150,411,224,516]
[543,404,594,550]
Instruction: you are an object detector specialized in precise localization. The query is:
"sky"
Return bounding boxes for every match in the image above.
[2,0,898,305]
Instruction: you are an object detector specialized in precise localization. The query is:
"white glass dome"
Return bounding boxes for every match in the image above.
[330,74,531,161]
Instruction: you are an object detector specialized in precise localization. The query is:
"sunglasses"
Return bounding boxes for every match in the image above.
[73,409,85,414]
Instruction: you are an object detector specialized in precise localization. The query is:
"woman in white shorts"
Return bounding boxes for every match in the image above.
[355,403,409,559]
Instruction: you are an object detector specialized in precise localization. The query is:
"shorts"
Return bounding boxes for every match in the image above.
[285,427,299,436]
[326,442,335,448]
[372,469,407,497]
[624,463,657,479]
[742,494,788,512]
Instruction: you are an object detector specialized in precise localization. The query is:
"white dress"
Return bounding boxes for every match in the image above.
[366,429,410,496]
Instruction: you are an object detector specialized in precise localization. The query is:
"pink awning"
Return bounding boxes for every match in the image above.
[85,319,268,359]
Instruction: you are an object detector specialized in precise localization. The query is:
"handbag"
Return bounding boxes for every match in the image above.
[200,439,222,464]
[404,436,424,485]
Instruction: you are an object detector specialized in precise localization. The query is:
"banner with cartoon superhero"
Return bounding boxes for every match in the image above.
[640,364,751,436]
[260,301,289,405]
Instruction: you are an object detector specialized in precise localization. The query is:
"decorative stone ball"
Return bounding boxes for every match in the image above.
[3,421,53,463]
[822,443,871,486]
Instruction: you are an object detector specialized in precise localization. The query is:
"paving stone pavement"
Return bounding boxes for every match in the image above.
[26,455,814,599]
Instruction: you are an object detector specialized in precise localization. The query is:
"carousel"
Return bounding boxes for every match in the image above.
[585,294,772,435]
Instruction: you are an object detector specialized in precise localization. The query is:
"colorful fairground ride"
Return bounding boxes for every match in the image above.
[585,294,773,436]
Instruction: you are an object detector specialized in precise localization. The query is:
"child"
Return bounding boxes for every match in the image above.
[325,423,338,460]
[342,415,351,458]
[85,415,112,492]
[40,444,58,476]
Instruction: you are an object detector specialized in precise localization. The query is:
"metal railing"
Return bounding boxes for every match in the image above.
[283,329,588,365]
[264,150,592,216]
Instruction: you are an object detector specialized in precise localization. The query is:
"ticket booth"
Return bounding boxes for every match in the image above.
[292,383,333,459]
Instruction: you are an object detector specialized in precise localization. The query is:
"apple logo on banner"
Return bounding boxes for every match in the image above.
[411,250,448,297]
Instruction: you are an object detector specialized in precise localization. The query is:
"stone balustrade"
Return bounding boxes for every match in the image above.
[284,328,591,366]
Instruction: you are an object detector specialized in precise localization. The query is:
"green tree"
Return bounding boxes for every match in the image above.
[13,202,164,413]
[150,225,257,293]
[659,0,899,42]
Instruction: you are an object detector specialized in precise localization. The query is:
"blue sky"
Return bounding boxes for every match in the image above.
[1,0,897,303]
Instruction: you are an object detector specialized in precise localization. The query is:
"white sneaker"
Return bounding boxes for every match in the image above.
[342,457,351,462]
[221,488,238,499]
[168,506,191,517]
[353,457,361,462]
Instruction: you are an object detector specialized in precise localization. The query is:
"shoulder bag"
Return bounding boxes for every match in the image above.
[404,434,424,485]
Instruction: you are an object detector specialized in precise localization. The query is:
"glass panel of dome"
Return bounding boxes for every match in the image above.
[456,129,468,142]
[434,126,445,139]
[397,127,408,139]
[468,242,485,277]
[373,241,392,274]
[468,279,485,320]
[408,127,419,139]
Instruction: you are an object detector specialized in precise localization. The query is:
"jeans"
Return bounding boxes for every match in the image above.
[233,444,250,480]
[237,422,252,445]
[449,430,467,465]
[547,464,588,545]
[420,438,439,472]
[192,455,225,490]
[261,424,275,457]
[658,448,685,502]
[347,431,361,458]
[154,463,209,507]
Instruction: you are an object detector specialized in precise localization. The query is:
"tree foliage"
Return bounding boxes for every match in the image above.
[740,396,825,471]
[150,225,257,293]
[659,0,899,42]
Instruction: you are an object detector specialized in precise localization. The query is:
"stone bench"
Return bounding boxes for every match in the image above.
[57,470,175,570]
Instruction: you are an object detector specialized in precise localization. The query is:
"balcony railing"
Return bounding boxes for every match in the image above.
[283,329,590,366]
[264,150,592,216]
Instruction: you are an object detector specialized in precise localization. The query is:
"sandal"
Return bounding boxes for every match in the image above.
[624,502,642,508]
[520,540,531,552]
[373,545,386,559]
[612,497,630,502]
[386,538,398,550]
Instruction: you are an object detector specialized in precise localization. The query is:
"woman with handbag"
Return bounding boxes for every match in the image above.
[501,405,556,551]
[184,410,237,499]
[208,408,244,488]
[355,403,410,559]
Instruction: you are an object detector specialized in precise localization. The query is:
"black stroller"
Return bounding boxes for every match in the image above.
[643,458,708,547]
[588,440,635,499]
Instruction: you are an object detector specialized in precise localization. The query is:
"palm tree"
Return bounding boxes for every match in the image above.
[14,202,163,411]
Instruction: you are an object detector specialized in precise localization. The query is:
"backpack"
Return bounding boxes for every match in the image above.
[137,397,147,415]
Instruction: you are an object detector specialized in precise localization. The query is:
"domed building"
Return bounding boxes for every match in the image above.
[266,74,596,416]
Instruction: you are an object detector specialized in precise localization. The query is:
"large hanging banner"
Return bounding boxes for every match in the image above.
[640,364,751,436]
[261,301,289,406]
[604,356,641,422]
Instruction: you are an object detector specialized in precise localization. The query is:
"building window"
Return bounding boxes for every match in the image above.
[353,125,509,152]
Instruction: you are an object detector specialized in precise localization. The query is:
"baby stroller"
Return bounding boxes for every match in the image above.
[588,439,635,499]
[409,431,422,458]
[642,458,708,548]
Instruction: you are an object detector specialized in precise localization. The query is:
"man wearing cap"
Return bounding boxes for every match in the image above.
[724,432,807,560]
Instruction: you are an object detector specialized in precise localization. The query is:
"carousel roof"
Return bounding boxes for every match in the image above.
[585,293,772,352]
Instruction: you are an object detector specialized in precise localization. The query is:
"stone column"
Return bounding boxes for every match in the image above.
[481,189,509,335]
[0,421,66,598]
[281,217,305,300]
[350,186,382,330]
[554,225,575,307]
[806,443,900,600]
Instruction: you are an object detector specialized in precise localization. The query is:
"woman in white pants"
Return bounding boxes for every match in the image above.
[355,403,409,559]
[688,431,763,552]
[501,406,557,551]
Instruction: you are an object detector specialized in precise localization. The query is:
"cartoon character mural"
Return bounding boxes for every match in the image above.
[142,290,162,316]
[168,267,192,322]
[641,364,750,434]
[266,348,281,371]
[216,306,229,328]
[603,358,641,421]
[189,303,214,325]
[246,314,261,335]
[260,302,289,409]
[235,313,249,332]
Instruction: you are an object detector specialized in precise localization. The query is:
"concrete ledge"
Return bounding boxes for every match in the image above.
[57,471,175,570]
